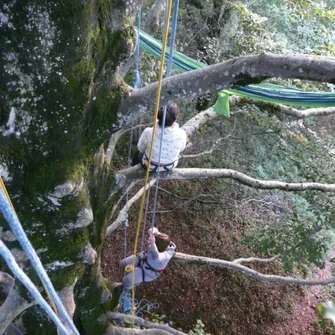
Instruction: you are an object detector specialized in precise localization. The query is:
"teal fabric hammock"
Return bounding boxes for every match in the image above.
[139,30,335,117]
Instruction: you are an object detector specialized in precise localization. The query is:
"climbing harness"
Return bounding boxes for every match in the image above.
[0,177,80,335]
[142,152,176,171]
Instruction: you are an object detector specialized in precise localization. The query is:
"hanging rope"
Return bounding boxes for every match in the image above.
[150,0,179,230]
[123,11,142,258]
[130,0,174,324]
[0,240,70,335]
[0,179,80,335]
[0,176,58,315]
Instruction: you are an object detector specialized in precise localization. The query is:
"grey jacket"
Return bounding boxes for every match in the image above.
[142,242,176,280]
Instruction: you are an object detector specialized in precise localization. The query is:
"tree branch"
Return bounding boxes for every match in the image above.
[173,253,335,286]
[106,124,149,164]
[105,312,187,335]
[233,254,281,264]
[118,167,335,192]
[107,179,157,235]
[240,99,335,119]
[119,54,335,121]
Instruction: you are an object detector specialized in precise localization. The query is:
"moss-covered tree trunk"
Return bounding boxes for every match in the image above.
[0,0,139,333]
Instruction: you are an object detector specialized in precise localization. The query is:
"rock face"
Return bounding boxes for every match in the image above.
[0,1,139,333]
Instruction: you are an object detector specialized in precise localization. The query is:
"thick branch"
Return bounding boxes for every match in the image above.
[118,167,335,192]
[106,124,149,164]
[119,54,335,121]
[233,254,281,264]
[105,312,187,335]
[106,179,156,235]
[173,253,335,286]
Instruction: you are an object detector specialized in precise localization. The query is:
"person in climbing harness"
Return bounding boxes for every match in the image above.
[120,227,176,290]
[132,103,187,171]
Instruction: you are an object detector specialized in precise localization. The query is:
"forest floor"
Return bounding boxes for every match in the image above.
[101,179,335,335]
[101,114,335,334]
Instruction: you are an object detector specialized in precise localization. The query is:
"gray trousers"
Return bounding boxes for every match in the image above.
[120,255,143,290]
[120,255,157,290]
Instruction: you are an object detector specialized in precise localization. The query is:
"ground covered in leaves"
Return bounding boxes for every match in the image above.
[102,113,335,334]
[101,180,333,335]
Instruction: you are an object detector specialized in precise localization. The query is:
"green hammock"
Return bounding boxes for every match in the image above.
[139,30,335,117]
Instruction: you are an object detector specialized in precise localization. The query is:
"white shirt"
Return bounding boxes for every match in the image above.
[137,122,187,170]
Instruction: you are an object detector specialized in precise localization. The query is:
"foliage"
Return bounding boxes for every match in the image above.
[244,198,334,271]
[188,319,211,335]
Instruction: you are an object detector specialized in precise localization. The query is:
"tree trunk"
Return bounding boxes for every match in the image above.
[0,0,139,333]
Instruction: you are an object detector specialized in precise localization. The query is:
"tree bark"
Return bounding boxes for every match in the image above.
[0,0,138,333]
[120,54,335,121]
[118,166,335,192]
[173,253,335,286]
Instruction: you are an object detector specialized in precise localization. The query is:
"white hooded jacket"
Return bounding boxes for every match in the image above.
[137,122,187,170]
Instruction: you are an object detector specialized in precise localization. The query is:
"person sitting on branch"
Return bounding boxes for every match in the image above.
[132,103,187,171]
[120,227,176,290]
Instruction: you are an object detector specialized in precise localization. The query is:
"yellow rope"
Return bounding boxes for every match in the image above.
[130,0,173,324]
[0,176,14,210]
[0,176,58,315]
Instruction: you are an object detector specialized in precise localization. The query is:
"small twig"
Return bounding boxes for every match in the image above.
[233,254,281,264]
[107,179,157,235]
[181,112,237,159]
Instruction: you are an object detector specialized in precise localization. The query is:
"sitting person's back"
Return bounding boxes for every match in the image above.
[134,103,187,171]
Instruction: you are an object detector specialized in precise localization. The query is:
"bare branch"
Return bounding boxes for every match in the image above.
[105,312,187,335]
[181,110,238,159]
[119,54,335,121]
[173,252,335,286]
[240,98,335,119]
[109,181,139,221]
[118,167,335,192]
[181,137,224,159]
[233,254,281,264]
[106,179,157,235]
[150,194,221,214]
[181,107,218,137]
[275,106,335,118]
[106,124,150,164]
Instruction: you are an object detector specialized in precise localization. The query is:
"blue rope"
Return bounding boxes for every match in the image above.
[134,11,142,89]
[151,0,179,229]
[0,240,70,335]
[118,288,136,314]
[0,189,80,335]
